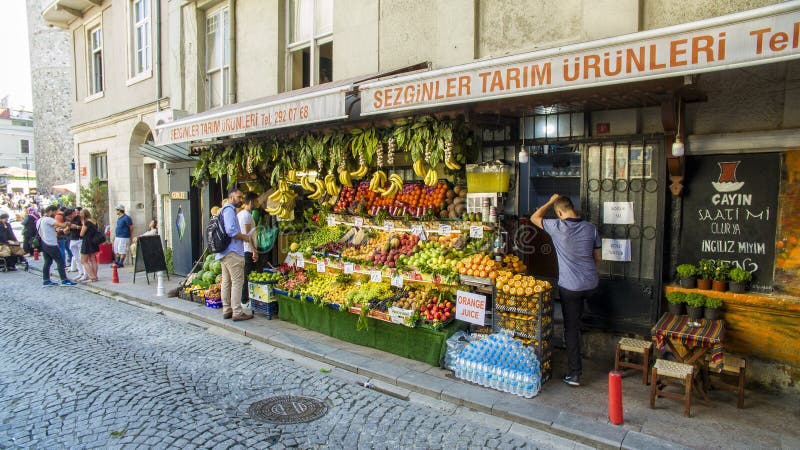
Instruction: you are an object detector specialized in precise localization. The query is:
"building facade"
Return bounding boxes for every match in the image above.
[26,0,74,194]
[0,108,35,177]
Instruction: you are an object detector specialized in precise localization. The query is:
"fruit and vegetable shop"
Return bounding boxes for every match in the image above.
[151,5,800,394]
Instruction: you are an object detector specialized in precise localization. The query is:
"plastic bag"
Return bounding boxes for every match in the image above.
[444,331,473,370]
[254,225,278,253]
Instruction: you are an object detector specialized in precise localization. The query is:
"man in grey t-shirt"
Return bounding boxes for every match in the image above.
[531,194,601,387]
[37,205,77,286]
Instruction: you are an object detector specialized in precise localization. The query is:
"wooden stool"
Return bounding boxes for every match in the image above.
[706,355,746,409]
[614,337,653,385]
[650,359,694,417]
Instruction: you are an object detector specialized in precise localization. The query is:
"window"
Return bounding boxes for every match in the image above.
[205,5,230,109]
[20,140,29,154]
[287,0,333,90]
[91,153,108,181]
[88,26,104,95]
[131,0,152,77]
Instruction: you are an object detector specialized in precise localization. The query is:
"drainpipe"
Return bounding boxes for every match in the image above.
[227,0,236,105]
[155,0,162,111]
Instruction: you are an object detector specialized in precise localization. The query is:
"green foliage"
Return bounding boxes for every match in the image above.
[676,264,697,279]
[696,258,715,280]
[59,193,76,207]
[705,296,723,309]
[685,292,706,308]
[729,267,752,283]
[665,291,686,305]
[165,246,174,274]
[713,260,730,281]
[80,178,108,228]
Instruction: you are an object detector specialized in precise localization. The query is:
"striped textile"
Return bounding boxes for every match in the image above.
[652,313,725,370]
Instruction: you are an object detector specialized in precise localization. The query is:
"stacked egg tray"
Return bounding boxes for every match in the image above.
[494,290,553,382]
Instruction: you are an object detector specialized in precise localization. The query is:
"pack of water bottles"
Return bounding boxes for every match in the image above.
[452,331,541,398]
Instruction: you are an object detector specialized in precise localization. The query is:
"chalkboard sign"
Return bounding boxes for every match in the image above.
[679,153,779,289]
[133,235,169,284]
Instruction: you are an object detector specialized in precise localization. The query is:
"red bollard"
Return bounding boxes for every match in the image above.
[111,263,119,284]
[33,248,39,261]
[609,371,624,425]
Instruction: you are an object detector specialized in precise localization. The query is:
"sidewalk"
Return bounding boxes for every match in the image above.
[26,258,800,449]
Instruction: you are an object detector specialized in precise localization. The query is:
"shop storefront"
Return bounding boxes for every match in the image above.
[157,2,800,392]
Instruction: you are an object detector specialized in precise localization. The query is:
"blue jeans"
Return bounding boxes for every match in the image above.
[42,243,67,282]
[58,239,72,262]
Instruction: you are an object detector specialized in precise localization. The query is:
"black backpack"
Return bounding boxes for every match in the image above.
[206,206,232,253]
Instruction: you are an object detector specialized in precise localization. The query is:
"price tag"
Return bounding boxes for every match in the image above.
[326,216,335,226]
[370,270,382,282]
[411,225,423,236]
[439,224,452,235]
[469,225,484,239]
[343,262,354,274]
[391,273,404,288]
[383,221,394,233]
[296,254,305,268]
[316,261,326,273]
[354,217,364,228]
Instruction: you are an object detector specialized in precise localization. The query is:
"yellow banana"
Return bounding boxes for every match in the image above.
[268,190,283,202]
[424,168,438,186]
[445,159,461,170]
[300,176,313,192]
[389,174,403,186]
[339,168,352,187]
[308,180,326,200]
[324,174,337,196]
[266,203,282,215]
[370,171,387,193]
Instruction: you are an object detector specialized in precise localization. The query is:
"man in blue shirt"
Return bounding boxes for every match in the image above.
[217,189,254,321]
[113,204,133,267]
[531,194,601,387]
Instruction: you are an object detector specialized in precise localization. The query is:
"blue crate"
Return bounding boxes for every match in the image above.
[251,298,278,319]
[205,297,222,309]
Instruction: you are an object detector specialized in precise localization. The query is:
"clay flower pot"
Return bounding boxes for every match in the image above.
[697,279,712,290]
[712,280,728,292]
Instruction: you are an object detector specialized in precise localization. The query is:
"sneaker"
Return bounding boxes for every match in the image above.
[223,311,233,320]
[43,280,58,287]
[61,280,77,286]
[562,375,581,387]
[76,275,87,282]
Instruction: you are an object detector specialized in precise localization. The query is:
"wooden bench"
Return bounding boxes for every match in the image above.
[614,337,653,385]
[650,359,694,417]
[705,354,746,409]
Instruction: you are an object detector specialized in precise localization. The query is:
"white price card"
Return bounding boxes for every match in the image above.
[383,221,394,233]
[411,225,423,236]
[469,225,484,239]
[326,216,336,226]
[296,254,305,268]
[391,273,404,288]
[354,217,364,228]
[455,290,487,326]
[316,261,326,273]
[439,224,452,235]
[370,270,383,282]
[343,262,354,274]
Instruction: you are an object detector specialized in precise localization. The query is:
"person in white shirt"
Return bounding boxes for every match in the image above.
[38,205,76,286]
[237,193,259,303]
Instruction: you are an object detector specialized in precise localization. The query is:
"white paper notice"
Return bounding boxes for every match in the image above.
[603,202,635,224]
[384,221,394,233]
[296,254,305,268]
[316,261,326,273]
[469,225,484,239]
[455,290,486,326]
[354,217,364,228]
[390,273,403,288]
[370,270,382,282]
[411,225,423,236]
[439,224,452,235]
[343,262,354,274]
[326,216,336,226]
[602,238,632,261]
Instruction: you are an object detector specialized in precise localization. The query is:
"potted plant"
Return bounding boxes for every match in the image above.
[696,259,715,290]
[665,291,686,315]
[676,264,697,288]
[685,292,706,320]
[704,296,723,320]
[712,260,730,292]
[729,267,752,293]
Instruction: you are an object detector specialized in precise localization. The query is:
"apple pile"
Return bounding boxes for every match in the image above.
[419,294,456,323]
[333,186,356,212]
[369,233,420,268]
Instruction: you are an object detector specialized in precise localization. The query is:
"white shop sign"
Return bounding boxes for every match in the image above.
[602,239,632,262]
[455,290,487,326]
[603,202,635,224]
[361,6,800,115]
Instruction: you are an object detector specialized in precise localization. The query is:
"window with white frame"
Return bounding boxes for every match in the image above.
[88,26,104,95]
[131,0,151,77]
[91,153,108,181]
[287,0,333,90]
[205,5,230,109]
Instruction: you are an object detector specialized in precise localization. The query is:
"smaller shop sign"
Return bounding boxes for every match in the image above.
[370,270,383,282]
[469,225,484,238]
[343,262,354,274]
[603,201,634,224]
[456,290,487,325]
[326,216,336,226]
[316,261,326,273]
[602,239,632,262]
[391,273,404,287]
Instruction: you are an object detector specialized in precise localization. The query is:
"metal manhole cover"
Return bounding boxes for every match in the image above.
[248,395,329,424]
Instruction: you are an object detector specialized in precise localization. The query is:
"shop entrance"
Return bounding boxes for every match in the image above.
[583,138,665,333]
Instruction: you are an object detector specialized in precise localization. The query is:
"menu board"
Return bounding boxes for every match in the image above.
[679,153,780,289]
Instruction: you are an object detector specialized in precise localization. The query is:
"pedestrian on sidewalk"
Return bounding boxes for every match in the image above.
[37,205,76,286]
[20,207,39,256]
[113,204,133,268]
[238,192,259,304]
[0,213,23,270]
[79,209,100,282]
[217,189,254,322]
[55,208,72,266]
[531,194,601,387]
[65,208,87,280]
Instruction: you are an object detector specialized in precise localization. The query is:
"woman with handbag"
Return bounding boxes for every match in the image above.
[21,207,40,256]
[79,209,100,282]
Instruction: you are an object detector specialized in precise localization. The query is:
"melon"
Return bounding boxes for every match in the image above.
[210,260,222,275]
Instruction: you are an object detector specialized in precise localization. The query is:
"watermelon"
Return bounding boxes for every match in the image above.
[206,254,215,263]
[215,274,222,284]
[202,261,210,272]
[202,271,215,283]
[210,260,222,275]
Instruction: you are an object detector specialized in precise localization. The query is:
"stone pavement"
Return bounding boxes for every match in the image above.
[23,258,800,449]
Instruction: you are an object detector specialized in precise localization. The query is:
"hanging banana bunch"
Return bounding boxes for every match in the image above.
[369,170,387,194]
[324,173,340,197]
[382,174,403,198]
[265,179,297,220]
[308,176,327,201]
[422,142,439,186]
[337,149,353,187]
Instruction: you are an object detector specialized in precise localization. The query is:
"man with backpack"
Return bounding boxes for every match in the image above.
[212,189,254,321]
[38,205,77,286]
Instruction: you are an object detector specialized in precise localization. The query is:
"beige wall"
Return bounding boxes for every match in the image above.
[641,0,784,29]
[69,0,169,127]
[236,0,283,101]
[333,0,379,79]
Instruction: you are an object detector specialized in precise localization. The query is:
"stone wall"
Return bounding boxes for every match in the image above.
[25,0,73,195]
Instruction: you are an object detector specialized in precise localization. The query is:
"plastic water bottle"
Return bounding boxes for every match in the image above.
[501,365,511,393]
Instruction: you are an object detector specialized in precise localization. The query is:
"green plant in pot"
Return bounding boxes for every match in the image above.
[712,260,730,292]
[696,259,715,290]
[665,291,686,315]
[685,292,706,320]
[676,264,697,289]
[728,267,752,293]
[704,296,723,320]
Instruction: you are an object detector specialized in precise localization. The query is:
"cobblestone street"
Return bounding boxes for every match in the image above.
[0,271,576,449]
